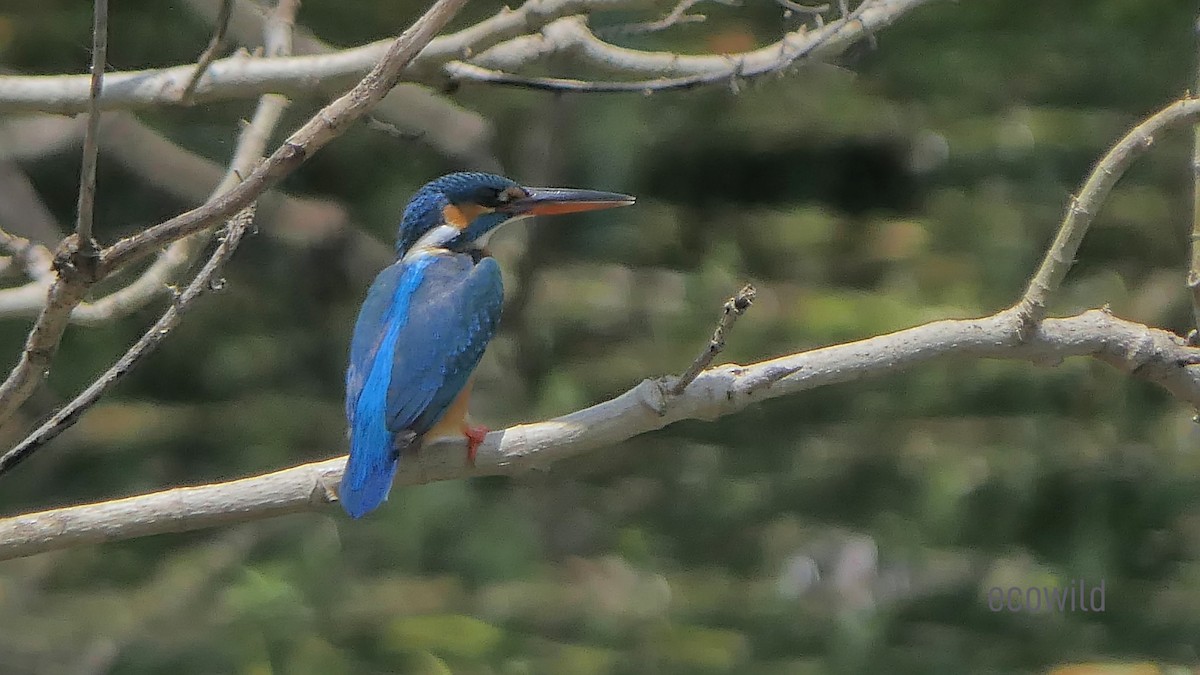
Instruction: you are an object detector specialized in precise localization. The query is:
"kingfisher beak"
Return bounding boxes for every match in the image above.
[505,187,636,216]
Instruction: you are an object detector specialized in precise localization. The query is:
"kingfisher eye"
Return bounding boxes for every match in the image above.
[482,186,526,208]
[473,187,506,207]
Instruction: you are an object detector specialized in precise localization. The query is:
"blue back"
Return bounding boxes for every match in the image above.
[340,250,504,518]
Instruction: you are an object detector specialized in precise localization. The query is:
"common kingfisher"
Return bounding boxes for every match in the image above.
[339,172,635,518]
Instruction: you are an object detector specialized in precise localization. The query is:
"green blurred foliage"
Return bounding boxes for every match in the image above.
[2,0,1200,673]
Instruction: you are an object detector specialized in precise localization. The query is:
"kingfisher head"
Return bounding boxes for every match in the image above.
[396,172,635,255]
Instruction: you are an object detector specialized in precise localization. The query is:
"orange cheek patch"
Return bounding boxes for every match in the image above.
[443,203,492,230]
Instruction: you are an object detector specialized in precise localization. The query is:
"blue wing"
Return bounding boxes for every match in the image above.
[345,260,408,421]
[385,254,504,435]
[340,252,503,518]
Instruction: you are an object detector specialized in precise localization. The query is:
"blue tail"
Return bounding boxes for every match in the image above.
[339,428,400,519]
[340,318,406,519]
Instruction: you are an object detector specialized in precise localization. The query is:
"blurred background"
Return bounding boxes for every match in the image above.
[2,0,1200,673]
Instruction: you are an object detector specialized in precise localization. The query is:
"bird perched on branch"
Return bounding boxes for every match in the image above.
[339,172,635,518]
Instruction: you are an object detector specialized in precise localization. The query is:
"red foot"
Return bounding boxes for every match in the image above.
[463,423,489,467]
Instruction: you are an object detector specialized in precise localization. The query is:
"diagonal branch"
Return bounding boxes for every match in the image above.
[1014,97,1200,328]
[1,308,1198,561]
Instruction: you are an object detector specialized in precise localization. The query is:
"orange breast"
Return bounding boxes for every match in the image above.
[425,378,474,440]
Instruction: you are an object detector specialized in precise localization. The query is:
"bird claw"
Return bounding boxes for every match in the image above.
[463,423,488,467]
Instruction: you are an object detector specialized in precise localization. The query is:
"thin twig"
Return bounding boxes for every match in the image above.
[0,207,255,477]
[74,0,108,252]
[670,283,756,394]
[180,0,234,103]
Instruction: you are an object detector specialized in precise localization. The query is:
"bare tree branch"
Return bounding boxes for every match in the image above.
[1014,97,1200,328]
[2,308,1198,561]
[0,228,53,282]
[0,0,470,427]
[68,0,298,324]
[0,0,640,113]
